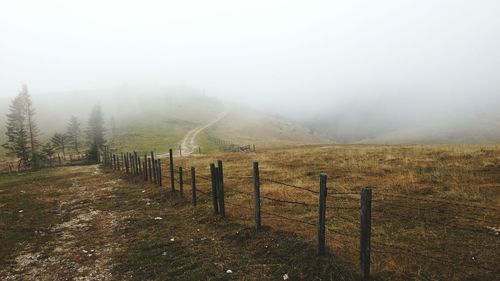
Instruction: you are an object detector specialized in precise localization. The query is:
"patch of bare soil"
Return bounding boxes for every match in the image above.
[1,165,123,281]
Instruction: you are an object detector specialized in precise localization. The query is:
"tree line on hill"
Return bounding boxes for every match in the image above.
[2,85,106,170]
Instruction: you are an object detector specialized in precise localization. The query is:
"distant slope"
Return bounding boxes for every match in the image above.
[202,104,330,149]
[1,87,330,155]
[306,96,500,144]
[0,86,225,154]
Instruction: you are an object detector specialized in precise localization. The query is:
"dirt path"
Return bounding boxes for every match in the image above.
[178,108,230,156]
[0,166,124,281]
[0,164,350,280]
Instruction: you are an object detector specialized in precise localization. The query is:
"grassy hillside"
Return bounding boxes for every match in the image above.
[203,105,329,150]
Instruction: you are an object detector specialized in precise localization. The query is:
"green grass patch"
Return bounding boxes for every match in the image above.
[196,131,220,154]
[109,118,196,155]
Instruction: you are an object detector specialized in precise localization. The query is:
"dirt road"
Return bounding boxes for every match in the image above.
[178,108,230,156]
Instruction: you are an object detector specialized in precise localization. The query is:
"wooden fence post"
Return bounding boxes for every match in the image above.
[158,159,163,188]
[148,157,153,183]
[191,167,197,206]
[169,149,175,192]
[360,187,372,281]
[117,155,121,171]
[134,152,139,175]
[210,163,219,214]
[318,173,328,255]
[217,160,225,217]
[150,152,156,184]
[253,161,261,229]
[144,155,148,181]
[179,167,184,197]
[125,153,129,174]
[138,154,141,175]
[129,153,133,174]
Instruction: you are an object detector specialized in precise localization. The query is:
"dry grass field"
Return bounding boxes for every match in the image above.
[172,144,500,280]
[1,144,499,280]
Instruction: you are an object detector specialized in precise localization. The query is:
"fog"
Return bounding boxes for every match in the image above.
[1,1,500,143]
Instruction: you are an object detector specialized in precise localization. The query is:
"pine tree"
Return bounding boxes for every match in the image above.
[87,105,106,162]
[51,133,68,156]
[2,85,39,169]
[19,85,40,168]
[66,116,81,153]
[41,142,56,167]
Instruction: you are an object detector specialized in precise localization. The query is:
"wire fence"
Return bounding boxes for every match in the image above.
[101,148,500,279]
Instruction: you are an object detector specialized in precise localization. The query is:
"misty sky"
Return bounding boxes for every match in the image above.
[1,0,499,115]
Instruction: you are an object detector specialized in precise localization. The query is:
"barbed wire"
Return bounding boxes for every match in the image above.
[373,200,498,224]
[261,178,319,194]
[377,192,499,211]
[372,209,494,235]
[260,210,316,227]
[261,195,318,207]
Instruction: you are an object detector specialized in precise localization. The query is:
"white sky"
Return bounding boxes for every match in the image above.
[1,0,499,114]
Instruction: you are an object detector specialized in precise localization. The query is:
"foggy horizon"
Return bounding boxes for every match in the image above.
[1,0,500,142]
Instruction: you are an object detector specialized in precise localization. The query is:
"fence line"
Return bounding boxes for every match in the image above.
[100,147,498,280]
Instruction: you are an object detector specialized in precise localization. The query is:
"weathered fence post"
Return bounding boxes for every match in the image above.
[157,159,163,188]
[125,153,129,174]
[210,163,219,214]
[179,167,184,197]
[150,152,156,184]
[131,153,134,174]
[117,155,121,171]
[134,152,139,175]
[142,154,149,182]
[191,167,197,206]
[169,149,175,192]
[360,187,372,281]
[148,157,153,183]
[137,154,141,175]
[253,161,261,229]
[318,173,328,255]
[217,160,225,217]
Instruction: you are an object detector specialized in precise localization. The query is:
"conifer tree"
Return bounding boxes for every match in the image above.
[66,116,81,153]
[87,105,105,162]
[2,85,39,169]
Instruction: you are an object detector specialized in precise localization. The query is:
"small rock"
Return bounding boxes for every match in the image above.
[82,250,88,254]
[18,210,24,213]
[162,252,167,256]
[146,202,151,206]
[226,270,233,274]
[142,190,146,193]
[154,217,163,220]
[170,238,175,242]
[283,273,289,280]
